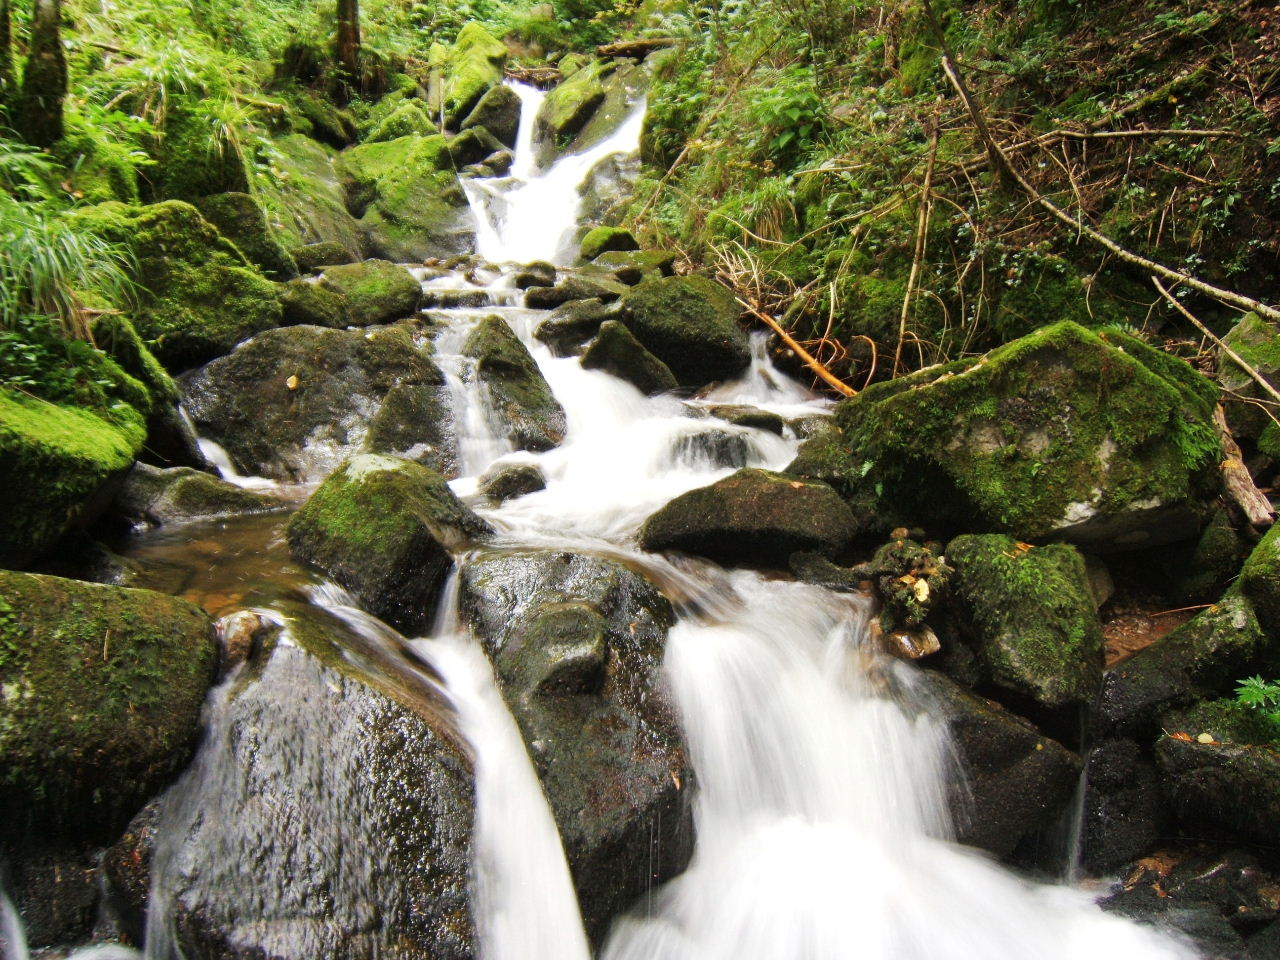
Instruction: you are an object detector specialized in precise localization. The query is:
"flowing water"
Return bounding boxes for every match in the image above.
[5,82,1199,960]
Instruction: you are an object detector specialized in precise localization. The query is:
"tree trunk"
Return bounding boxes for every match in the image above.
[335,0,360,85]
[18,0,66,147]
[0,0,13,118]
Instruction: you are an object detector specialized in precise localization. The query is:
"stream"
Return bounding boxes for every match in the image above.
[2,84,1198,960]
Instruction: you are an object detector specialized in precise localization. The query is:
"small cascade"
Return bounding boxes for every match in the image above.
[1,889,29,960]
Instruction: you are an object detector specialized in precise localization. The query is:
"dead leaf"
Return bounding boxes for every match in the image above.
[286,374,300,390]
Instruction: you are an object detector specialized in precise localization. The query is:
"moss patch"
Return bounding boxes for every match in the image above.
[319,259,421,325]
[444,23,507,128]
[463,315,566,451]
[619,275,750,387]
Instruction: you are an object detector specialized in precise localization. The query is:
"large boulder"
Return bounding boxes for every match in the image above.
[1238,523,1280,638]
[0,571,218,836]
[638,468,857,567]
[115,602,475,960]
[1156,736,1280,847]
[194,191,299,280]
[338,134,474,261]
[533,60,611,167]
[71,201,283,370]
[463,315,567,452]
[618,275,750,388]
[279,276,353,328]
[918,671,1082,859]
[946,534,1104,710]
[579,226,639,262]
[580,319,677,395]
[534,298,617,356]
[114,463,281,528]
[287,454,491,634]
[1217,312,1280,442]
[319,259,422,325]
[444,23,507,128]
[460,83,522,148]
[0,391,146,568]
[789,322,1222,549]
[182,324,458,481]
[256,134,366,257]
[459,550,692,942]
[365,99,440,143]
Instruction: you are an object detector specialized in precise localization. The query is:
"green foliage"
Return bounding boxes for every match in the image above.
[1237,675,1280,726]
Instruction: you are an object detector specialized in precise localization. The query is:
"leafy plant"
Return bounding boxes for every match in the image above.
[1236,675,1280,728]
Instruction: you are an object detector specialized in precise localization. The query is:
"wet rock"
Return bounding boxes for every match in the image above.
[579,225,639,262]
[514,261,557,289]
[320,259,422,325]
[789,322,1222,549]
[639,468,857,567]
[116,604,475,960]
[917,671,1082,859]
[460,83,522,147]
[216,609,266,669]
[577,152,641,231]
[114,463,281,527]
[420,287,492,309]
[1156,736,1280,847]
[256,134,366,257]
[1238,524,1280,638]
[288,454,491,634]
[444,23,507,127]
[581,319,678,395]
[68,200,283,370]
[448,125,506,167]
[533,59,611,166]
[525,274,630,309]
[338,134,474,262]
[619,275,751,388]
[459,549,692,943]
[289,89,358,148]
[183,324,457,481]
[1081,738,1167,874]
[1218,313,1280,442]
[0,571,218,936]
[0,390,145,568]
[947,534,1103,710]
[484,149,514,175]
[708,404,785,435]
[591,249,677,285]
[666,426,755,470]
[534,297,617,355]
[279,275,352,328]
[478,461,547,503]
[463,315,567,451]
[194,191,299,280]
[291,239,357,272]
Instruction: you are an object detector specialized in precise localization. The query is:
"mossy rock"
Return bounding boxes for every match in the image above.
[0,571,218,839]
[319,259,421,325]
[287,454,491,633]
[154,106,252,201]
[525,273,630,310]
[990,255,1140,343]
[1239,523,1280,638]
[534,298,617,356]
[0,391,146,569]
[638,468,857,567]
[338,134,475,261]
[447,125,507,167]
[72,200,283,371]
[1160,697,1280,747]
[463,315,567,452]
[552,60,648,166]
[1218,313,1280,442]
[54,111,142,204]
[256,134,366,256]
[365,99,440,143]
[478,462,546,503]
[619,275,750,387]
[947,534,1104,710]
[114,463,281,528]
[591,249,676,285]
[1155,736,1280,847]
[460,83,522,148]
[182,324,458,481]
[291,240,357,273]
[789,322,1222,548]
[444,23,507,128]
[1148,506,1246,604]
[288,88,358,149]
[579,225,639,262]
[194,192,299,280]
[279,277,352,328]
[581,319,677,395]
[533,59,612,167]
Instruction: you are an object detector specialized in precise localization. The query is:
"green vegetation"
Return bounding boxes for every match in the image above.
[1235,676,1280,742]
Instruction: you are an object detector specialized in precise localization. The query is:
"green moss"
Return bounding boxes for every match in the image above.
[90,313,179,407]
[155,105,252,201]
[444,23,507,127]
[1240,524,1280,639]
[0,570,216,839]
[320,259,420,325]
[194,192,299,280]
[278,277,351,328]
[1218,313,1280,440]
[947,533,1103,708]
[991,256,1137,342]
[366,99,439,143]
[579,226,638,262]
[535,59,611,159]
[53,112,145,204]
[619,275,750,387]
[464,315,566,451]
[1161,697,1280,746]
[256,134,366,255]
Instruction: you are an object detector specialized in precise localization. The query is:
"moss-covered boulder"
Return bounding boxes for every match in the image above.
[533,60,612,167]
[0,571,218,837]
[319,259,421,325]
[591,249,676,285]
[338,134,474,261]
[288,455,491,633]
[460,83,522,148]
[459,549,690,941]
[478,461,546,503]
[257,134,366,256]
[114,463,281,527]
[183,324,457,480]
[291,240,357,273]
[1155,736,1280,847]
[1239,522,1280,638]
[579,226,639,262]
[194,192,299,280]
[289,89,358,149]
[72,200,283,370]
[155,106,252,201]
[279,277,352,328]
[123,601,474,960]
[444,23,507,128]
[619,275,751,387]
[581,319,678,395]
[1217,313,1280,442]
[534,298,617,356]
[526,273,629,309]
[790,322,1222,548]
[919,671,1082,859]
[365,98,439,143]
[639,468,857,567]
[0,391,146,568]
[947,534,1104,710]
[463,315,567,452]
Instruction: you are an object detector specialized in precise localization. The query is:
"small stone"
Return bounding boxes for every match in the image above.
[217,610,265,668]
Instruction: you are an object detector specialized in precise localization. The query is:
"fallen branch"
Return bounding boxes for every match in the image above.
[736,297,856,397]
[596,38,678,59]
[1213,403,1276,531]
